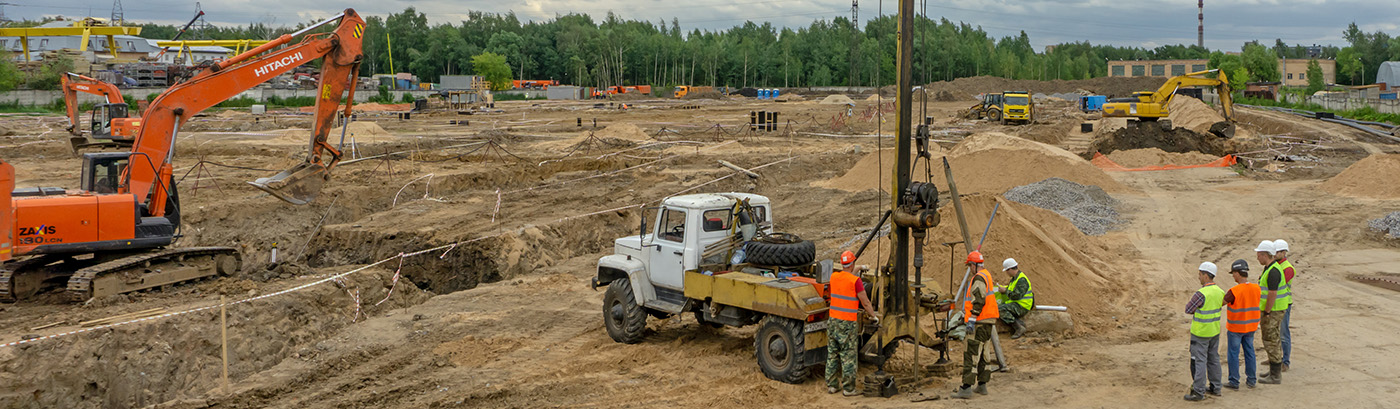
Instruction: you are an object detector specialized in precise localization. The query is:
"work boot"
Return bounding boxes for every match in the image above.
[974,383,988,395]
[1259,364,1282,384]
[1183,390,1205,402]
[952,386,974,399]
[1223,382,1239,390]
[1283,363,1289,372]
[1207,385,1222,396]
[1011,320,1027,339]
[827,386,838,394]
[842,389,860,397]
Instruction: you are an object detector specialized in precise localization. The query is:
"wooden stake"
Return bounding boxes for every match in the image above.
[220,295,230,394]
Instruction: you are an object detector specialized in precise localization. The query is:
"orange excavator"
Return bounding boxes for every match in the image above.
[61,73,141,154]
[0,9,365,302]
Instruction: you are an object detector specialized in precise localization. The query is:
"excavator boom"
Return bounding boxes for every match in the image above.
[127,10,364,207]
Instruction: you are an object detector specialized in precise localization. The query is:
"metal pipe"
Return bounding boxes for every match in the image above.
[1035,305,1069,312]
[853,210,892,261]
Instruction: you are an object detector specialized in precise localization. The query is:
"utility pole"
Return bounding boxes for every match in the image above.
[849,1,859,87]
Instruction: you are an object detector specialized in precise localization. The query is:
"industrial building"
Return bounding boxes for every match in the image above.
[1108,58,1336,87]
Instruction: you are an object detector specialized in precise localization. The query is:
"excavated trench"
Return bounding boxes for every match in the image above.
[1086,125,1229,157]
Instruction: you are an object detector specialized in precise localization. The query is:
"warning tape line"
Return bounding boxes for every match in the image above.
[0,153,806,350]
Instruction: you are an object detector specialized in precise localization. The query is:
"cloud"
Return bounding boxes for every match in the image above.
[8,0,1397,51]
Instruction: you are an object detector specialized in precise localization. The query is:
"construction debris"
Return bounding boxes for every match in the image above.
[1368,211,1400,238]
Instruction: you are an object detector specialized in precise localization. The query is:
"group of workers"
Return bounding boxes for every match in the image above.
[1184,239,1296,401]
[823,249,1036,399]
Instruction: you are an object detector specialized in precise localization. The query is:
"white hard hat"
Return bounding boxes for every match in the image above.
[1199,262,1218,277]
[1254,240,1276,255]
[1273,239,1289,252]
[1002,258,1018,271]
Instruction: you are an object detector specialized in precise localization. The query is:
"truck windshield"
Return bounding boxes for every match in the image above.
[1004,96,1029,106]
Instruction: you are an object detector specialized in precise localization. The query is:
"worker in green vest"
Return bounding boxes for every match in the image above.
[996,258,1034,339]
[1256,240,1291,384]
[1185,262,1225,402]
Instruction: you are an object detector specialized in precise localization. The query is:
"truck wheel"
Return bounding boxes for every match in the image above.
[754,315,810,384]
[604,279,648,344]
[743,233,816,266]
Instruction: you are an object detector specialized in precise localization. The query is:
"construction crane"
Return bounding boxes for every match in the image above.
[0,9,366,303]
[1102,69,1237,138]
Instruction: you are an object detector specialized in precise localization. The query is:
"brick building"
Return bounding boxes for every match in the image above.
[1107,58,1336,87]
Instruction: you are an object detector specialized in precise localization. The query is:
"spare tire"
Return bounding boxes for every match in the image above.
[744,233,816,266]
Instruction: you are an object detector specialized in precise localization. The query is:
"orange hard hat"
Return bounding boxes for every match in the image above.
[966,251,984,264]
[840,251,856,265]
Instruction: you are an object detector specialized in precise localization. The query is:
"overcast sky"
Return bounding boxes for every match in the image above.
[6,0,1397,51]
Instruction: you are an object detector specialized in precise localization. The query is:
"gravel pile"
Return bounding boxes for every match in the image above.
[1368,211,1400,238]
[1005,177,1121,235]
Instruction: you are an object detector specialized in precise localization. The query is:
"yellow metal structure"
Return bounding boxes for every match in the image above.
[0,19,142,61]
[1103,69,1235,121]
[154,40,272,59]
[684,270,830,348]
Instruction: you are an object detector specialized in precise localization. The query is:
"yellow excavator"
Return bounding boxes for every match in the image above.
[1103,69,1236,138]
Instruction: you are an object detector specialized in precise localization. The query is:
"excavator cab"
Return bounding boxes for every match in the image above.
[79,152,130,194]
[88,103,140,141]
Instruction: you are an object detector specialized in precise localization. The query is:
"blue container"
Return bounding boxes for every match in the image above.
[773,89,780,98]
[1080,95,1107,111]
[758,89,768,99]
[396,79,412,90]
[1381,93,1397,100]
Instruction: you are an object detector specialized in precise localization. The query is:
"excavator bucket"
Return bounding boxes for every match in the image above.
[248,162,327,205]
[1209,121,1236,139]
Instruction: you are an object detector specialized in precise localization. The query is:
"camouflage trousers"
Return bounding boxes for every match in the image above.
[825,319,859,392]
[963,323,994,386]
[1261,311,1284,364]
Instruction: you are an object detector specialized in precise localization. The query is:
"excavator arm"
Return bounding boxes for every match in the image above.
[61,73,125,136]
[124,9,364,211]
[1148,69,1234,121]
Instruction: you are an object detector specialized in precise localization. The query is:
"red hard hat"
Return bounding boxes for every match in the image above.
[840,251,856,265]
[966,251,984,264]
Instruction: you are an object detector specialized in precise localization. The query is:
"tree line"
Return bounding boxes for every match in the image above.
[1,9,1397,92]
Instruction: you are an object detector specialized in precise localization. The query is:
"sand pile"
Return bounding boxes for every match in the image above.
[1325,154,1400,198]
[1168,96,1227,134]
[927,194,1118,317]
[1105,148,1219,168]
[216,109,248,118]
[819,95,857,105]
[814,132,1126,194]
[682,90,724,100]
[592,123,651,141]
[276,121,392,144]
[537,124,649,151]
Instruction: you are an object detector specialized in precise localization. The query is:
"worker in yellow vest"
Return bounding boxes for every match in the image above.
[953,251,998,400]
[826,251,879,396]
[995,258,1034,339]
[1256,240,1291,384]
[1184,262,1224,402]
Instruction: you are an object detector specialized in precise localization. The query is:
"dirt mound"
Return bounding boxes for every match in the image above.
[592,122,651,141]
[927,194,1121,320]
[1168,96,1229,135]
[682,90,724,100]
[933,90,958,101]
[1325,154,1400,198]
[1088,125,1228,157]
[276,121,392,144]
[1105,148,1219,168]
[818,95,856,105]
[815,132,1126,194]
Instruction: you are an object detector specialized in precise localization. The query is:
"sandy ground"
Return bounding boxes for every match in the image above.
[1,87,1399,408]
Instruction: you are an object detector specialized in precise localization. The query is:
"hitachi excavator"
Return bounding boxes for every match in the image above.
[61,73,141,154]
[1102,69,1237,138]
[0,9,365,303]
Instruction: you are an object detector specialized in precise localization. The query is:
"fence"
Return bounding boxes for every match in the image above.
[1302,94,1400,114]
[0,88,438,106]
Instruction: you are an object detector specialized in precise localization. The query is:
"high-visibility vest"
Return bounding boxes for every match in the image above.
[1226,283,1261,333]
[1001,271,1034,310]
[1278,258,1296,290]
[829,270,861,321]
[1191,284,1225,338]
[964,268,1000,323]
[1259,262,1292,312]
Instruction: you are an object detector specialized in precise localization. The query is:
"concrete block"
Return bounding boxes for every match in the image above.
[1022,310,1073,333]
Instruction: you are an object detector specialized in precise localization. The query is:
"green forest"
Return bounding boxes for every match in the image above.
[12,8,1400,90]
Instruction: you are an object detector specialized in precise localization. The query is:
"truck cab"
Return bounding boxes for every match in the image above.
[1000,91,1033,124]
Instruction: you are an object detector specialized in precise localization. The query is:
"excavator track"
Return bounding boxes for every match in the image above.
[0,254,81,303]
[65,247,242,302]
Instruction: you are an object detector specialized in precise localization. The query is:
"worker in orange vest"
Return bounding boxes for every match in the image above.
[826,251,879,396]
[1223,259,1260,390]
[953,251,999,400]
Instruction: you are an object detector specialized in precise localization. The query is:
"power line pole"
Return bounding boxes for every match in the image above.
[111,0,124,25]
[849,0,859,87]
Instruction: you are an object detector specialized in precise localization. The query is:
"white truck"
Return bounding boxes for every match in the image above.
[592,192,842,383]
